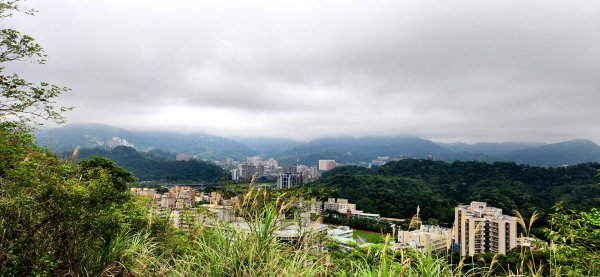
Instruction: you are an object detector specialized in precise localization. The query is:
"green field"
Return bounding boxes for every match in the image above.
[352,229,385,244]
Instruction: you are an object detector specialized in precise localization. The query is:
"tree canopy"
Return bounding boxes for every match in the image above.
[76,146,228,182]
[0,0,71,127]
[308,159,600,224]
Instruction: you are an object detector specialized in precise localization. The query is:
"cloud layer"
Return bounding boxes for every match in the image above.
[5,0,600,142]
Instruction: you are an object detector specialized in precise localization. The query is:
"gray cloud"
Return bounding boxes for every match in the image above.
[4,0,600,142]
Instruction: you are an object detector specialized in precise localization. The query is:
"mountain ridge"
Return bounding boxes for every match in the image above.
[36,123,600,167]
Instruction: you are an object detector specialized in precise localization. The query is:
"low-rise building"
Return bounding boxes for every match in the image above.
[324,198,381,220]
[130,186,199,229]
[309,198,324,215]
[352,212,381,220]
[395,225,452,252]
[130,187,156,197]
[517,237,548,251]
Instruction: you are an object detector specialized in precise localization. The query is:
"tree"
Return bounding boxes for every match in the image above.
[0,0,71,127]
[543,203,600,275]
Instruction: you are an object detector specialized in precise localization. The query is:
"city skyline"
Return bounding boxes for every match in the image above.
[5,0,599,142]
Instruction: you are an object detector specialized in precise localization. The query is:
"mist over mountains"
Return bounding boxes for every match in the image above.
[36,123,254,160]
[36,123,600,167]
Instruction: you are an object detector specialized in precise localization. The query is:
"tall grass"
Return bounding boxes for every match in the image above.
[105,190,568,277]
[332,234,485,277]
[112,183,328,276]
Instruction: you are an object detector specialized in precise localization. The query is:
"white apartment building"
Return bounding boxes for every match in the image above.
[454,201,517,256]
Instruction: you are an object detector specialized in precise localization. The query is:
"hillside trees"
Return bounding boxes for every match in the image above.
[309,160,600,223]
[544,204,600,275]
[76,146,227,182]
[0,127,173,275]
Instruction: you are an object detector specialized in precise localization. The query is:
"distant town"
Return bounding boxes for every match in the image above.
[131,183,545,257]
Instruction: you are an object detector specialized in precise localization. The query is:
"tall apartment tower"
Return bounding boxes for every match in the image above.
[277,172,302,189]
[454,201,517,256]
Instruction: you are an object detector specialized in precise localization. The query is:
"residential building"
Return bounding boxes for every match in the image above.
[130,187,156,197]
[231,169,239,181]
[170,186,196,209]
[277,172,302,189]
[396,225,452,252]
[324,198,340,211]
[210,192,223,205]
[131,186,199,229]
[517,237,548,251]
[324,198,380,219]
[318,160,337,171]
[232,163,268,181]
[309,198,323,215]
[454,201,517,256]
[324,198,356,213]
[170,209,201,229]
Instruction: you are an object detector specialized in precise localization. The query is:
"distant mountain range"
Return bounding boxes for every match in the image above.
[36,123,254,160]
[36,123,600,167]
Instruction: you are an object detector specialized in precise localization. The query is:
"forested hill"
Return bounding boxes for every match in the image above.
[75,146,227,182]
[307,159,600,224]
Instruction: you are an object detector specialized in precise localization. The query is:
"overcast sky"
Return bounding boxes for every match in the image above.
[4,0,599,142]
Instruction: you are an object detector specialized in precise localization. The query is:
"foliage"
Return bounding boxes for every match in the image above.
[353,229,384,244]
[1,2,598,275]
[308,159,600,224]
[543,204,600,276]
[162,185,326,276]
[0,0,71,126]
[75,146,227,182]
[2,128,599,275]
[0,126,172,275]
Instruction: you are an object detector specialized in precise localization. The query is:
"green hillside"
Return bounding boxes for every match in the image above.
[308,159,600,223]
[75,146,227,182]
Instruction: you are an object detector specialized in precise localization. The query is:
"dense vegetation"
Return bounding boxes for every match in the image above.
[2,1,598,275]
[74,146,227,182]
[0,127,173,275]
[2,126,600,275]
[307,159,600,224]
